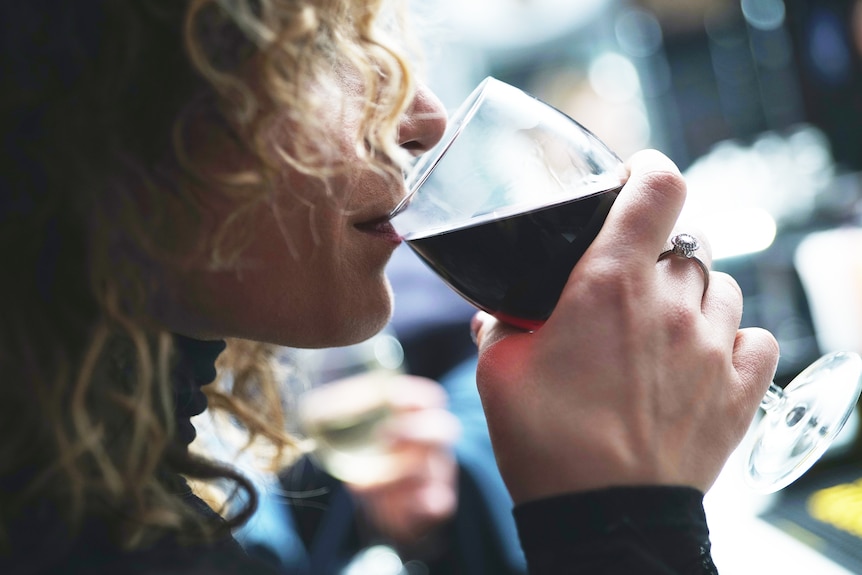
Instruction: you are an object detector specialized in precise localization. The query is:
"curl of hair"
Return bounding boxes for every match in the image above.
[0,0,419,550]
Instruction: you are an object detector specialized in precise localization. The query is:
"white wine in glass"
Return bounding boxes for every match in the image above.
[295,333,411,488]
[298,373,402,487]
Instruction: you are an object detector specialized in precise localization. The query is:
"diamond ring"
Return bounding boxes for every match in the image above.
[657,233,710,296]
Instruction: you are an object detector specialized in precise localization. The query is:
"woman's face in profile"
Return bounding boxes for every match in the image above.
[153,78,447,348]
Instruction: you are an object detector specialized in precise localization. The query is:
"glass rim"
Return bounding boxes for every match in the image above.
[390,76,623,221]
[389,76,499,219]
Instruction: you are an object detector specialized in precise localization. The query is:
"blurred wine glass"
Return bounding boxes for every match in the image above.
[295,330,409,488]
[294,331,448,575]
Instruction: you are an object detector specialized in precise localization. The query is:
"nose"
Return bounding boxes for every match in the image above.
[398,83,447,155]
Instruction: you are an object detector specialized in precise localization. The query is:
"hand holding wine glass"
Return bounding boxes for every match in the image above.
[296,353,461,547]
[390,78,862,496]
[334,374,461,547]
[470,149,782,501]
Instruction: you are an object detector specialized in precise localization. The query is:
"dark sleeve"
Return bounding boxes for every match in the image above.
[513,486,718,575]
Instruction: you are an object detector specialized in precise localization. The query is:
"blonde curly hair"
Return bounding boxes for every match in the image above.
[0,0,421,550]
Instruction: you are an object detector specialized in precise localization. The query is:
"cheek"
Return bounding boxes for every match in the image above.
[258,206,395,347]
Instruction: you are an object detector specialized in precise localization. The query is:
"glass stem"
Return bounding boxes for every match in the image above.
[760,382,786,413]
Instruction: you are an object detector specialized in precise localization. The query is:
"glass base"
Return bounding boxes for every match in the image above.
[746,352,862,493]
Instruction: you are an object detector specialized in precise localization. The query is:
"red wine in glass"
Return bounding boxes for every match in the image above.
[404,185,620,330]
[390,77,626,329]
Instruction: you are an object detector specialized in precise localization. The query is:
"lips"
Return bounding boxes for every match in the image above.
[355,217,402,244]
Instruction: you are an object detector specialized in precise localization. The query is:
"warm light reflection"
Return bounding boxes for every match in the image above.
[684,206,777,261]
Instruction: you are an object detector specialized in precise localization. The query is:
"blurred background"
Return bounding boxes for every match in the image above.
[380,1,862,572]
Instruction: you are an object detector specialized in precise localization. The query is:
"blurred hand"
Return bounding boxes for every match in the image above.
[338,373,461,546]
[472,149,780,504]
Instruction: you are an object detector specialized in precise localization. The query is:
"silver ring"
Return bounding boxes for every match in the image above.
[657,233,710,296]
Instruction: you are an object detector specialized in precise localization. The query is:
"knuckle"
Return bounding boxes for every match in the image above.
[639,167,687,203]
[662,302,700,339]
[580,260,641,300]
[578,277,638,315]
[703,338,729,370]
[714,271,743,302]
[760,328,780,356]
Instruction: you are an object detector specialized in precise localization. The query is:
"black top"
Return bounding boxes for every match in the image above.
[515,486,717,574]
[3,336,718,574]
[2,336,278,575]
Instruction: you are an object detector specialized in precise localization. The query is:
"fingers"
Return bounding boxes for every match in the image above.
[383,375,461,446]
[348,448,458,545]
[386,374,449,411]
[589,150,687,274]
[667,224,713,270]
[733,327,780,411]
[700,271,743,342]
[383,408,462,447]
[655,222,713,309]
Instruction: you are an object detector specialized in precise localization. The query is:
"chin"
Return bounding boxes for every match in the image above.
[340,298,393,346]
[301,284,394,348]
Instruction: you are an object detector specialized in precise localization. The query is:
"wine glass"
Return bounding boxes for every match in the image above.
[390,77,625,330]
[388,76,862,492]
[293,331,414,573]
[294,330,409,488]
[746,351,862,492]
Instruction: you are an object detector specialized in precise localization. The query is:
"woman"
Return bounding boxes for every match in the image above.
[0,1,779,574]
